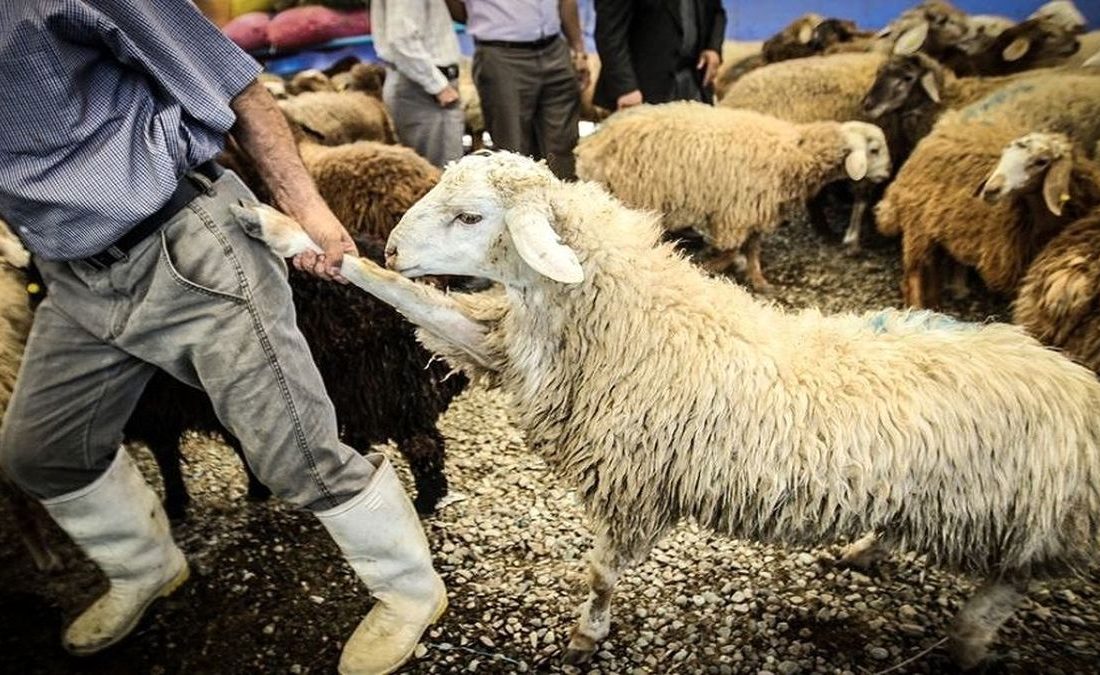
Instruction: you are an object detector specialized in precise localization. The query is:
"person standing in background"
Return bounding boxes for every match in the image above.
[372,0,464,168]
[445,0,590,180]
[593,0,726,111]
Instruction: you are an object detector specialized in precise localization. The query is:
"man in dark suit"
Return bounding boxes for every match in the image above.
[594,0,726,111]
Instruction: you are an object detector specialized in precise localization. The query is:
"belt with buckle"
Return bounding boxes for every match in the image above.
[83,160,224,270]
[474,35,559,50]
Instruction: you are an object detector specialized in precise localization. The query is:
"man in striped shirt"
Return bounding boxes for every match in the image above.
[0,2,443,672]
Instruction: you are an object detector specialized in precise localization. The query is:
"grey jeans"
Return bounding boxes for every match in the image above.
[0,170,374,511]
[473,37,580,179]
[383,68,464,168]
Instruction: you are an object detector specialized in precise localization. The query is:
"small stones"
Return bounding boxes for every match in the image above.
[868,646,890,660]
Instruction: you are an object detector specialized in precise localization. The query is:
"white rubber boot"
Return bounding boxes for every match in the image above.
[316,453,447,675]
[41,450,189,656]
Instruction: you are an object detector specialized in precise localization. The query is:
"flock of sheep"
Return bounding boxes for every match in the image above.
[2,0,1100,669]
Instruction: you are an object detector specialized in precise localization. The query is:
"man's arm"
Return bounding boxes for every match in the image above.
[560,0,590,90]
[384,1,459,105]
[444,0,467,24]
[230,80,355,281]
[593,0,640,109]
[696,1,727,89]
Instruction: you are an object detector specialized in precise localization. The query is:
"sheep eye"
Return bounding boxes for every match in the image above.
[1033,158,1050,167]
[870,147,880,155]
[456,213,483,225]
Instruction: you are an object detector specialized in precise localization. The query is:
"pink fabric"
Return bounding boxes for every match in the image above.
[267,7,370,51]
[223,12,272,52]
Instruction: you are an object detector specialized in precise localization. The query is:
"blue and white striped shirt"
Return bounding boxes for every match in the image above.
[0,0,262,260]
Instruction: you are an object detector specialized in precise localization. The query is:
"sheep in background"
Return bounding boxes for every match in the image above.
[243,151,1100,670]
[278,90,397,145]
[977,132,1100,372]
[943,16,1082,76]
[875,86,1100,307]
[860,52,1052,161]
[258,72,289,100]
[286,68,335,95]
[0,223,61,572]
[1030,0,1088,34]
[576,102,890,291]
[331,62,386,98]
[713,16,871,99]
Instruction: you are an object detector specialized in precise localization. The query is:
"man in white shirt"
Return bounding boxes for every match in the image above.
[445,0,589,179]
[372,0,464,167]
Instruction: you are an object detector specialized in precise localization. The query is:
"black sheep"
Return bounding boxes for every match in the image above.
[116,237,468,518]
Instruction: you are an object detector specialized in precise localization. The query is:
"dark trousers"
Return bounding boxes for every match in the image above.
[472,36,580,180]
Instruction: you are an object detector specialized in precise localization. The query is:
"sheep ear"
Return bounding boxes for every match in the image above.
[1043,157,1073,216]
[1002,37,1031,62]
[919,71,941,103]
[505,204,585,284]
[893,22,929,55]
[798,24,814,44]
[845,148,869,181]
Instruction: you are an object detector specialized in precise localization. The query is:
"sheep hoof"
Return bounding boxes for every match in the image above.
[751,282,775,297]
[562,631,598,665]
[843,242,862,257]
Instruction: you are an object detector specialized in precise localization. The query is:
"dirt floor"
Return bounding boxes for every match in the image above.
[2,215,1097,674]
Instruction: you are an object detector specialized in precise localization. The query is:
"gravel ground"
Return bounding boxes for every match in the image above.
[1,221,1097,675]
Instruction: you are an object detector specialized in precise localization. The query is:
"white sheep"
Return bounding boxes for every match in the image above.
[242,151,1100,670]
[574,102,890,291]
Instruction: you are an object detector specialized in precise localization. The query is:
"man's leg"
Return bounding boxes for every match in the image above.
[383,70,464,168]
[472,45,539,156]
[0,297,186,656]
[533,39,582,180]
[117,171,444,673]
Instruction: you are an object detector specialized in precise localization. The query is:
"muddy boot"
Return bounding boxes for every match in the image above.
[41,450,189,656]
[316,453,447,675]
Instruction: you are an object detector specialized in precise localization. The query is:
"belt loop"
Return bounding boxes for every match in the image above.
[188,171,216,196]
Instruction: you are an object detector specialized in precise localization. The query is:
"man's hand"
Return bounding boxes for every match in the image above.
[572,50,591,90]
[435,85,460,108]
[617,89,643,110]
[697,49,721,88]
[290,211,358,283]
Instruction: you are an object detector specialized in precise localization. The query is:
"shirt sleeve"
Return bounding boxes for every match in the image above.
[383,2,450,95]
[78,0,261,132]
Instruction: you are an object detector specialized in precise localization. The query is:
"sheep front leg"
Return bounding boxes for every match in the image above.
[558,532,660,668]
[842,196,868,254]
[950,581,1025,669]
[340,257,493,368]
[743,232,773,294]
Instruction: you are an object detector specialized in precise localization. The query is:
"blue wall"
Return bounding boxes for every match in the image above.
[577,1,1099,42]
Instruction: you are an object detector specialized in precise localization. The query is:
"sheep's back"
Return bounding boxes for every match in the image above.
[280,91,396,146]
[299,141,440,241]
[1013,208,1100,373]
[721,52,886,123]
[877,114,1043,290]
[576,103,816,247]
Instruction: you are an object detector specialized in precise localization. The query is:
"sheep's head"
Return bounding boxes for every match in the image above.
[809,18,865,51]
[882,0,969,56]
[385,151,584,286]
[979,132,1074,216]
[862,54,943,119]
[987,17,1080,68]
[287,69,335,95]
[1029,0,1087,34]
[840,122,892,182]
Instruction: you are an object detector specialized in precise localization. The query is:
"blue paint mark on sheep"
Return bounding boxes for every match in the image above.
[867,309,976,334]
[961,83,1037,121]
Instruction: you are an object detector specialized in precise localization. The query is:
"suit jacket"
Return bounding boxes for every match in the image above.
[593,0,726,110]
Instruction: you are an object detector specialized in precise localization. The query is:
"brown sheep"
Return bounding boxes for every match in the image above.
[875,118,1099,308]
[278,90,398,145]
[976,132,1100,373]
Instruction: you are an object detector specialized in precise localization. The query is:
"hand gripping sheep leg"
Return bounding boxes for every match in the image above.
[231,204,494,370]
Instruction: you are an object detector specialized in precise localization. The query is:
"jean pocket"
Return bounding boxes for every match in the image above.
[159,213,248,304]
